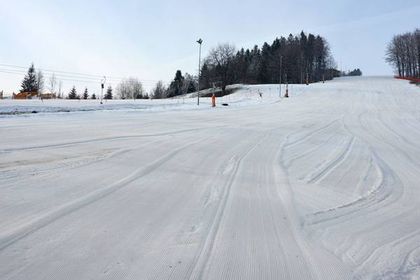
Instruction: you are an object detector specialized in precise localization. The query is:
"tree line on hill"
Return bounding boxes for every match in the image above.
[386,28,420,78]
[150,70,197,99]
[151,31,339,98]
[18,31,340,100]
[200,31,337,93]
[341,68,362,77]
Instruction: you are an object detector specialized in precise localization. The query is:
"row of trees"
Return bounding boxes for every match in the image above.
[21,63,64,97]
[68,79,148,100]
[67,86,114,100]
[199,31,336,93]
[150,70,197,99]
[68,83,152,100]
[20,64,147,100]
[19,64,193,100]
[341,68,362,77]
[386,29,420,78]
[20,31,337,100]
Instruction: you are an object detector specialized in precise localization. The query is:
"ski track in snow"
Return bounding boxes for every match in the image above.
[0,77,419,279]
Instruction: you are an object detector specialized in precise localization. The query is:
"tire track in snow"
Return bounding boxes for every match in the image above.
[283,133,337,168]
[0,148,131,182]
[283,118,341,150]
[277,132,352,279]
[279,108,408,278]
[300,103,417,278]
[304,136,355,184]
[0,138,203,251]
[186,133,269,280]
[353,228,420,278]
[0,126,225,153]
[305,149,403,227]
[358,110,420,169]
[0,138,166,183]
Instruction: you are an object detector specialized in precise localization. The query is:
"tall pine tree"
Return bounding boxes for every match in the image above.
[83,88,89,99]
[167,70,184,97]
[21,63,38,93]
[104,86,113,99]
[68,86,78,99]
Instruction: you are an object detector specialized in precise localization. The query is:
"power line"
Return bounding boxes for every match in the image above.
[0,69,106,84]
[0,63,122,80]
[0,63,162,84]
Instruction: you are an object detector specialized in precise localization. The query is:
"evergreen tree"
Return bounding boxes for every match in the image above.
[83,88,89,99]
[200,63,211,89]
[91,93,96,99]
[187,81,196,93]
[104,86,113,99]
[167,70,184,97]
[199,31,336,88]
[346,69,363,76]
[182,73,197,94]
[21,63,38,93]
[151,81,166,99]
[68,86,77,99]
[259,42,271,83]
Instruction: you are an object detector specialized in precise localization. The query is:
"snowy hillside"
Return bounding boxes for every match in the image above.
[1,76,420,279]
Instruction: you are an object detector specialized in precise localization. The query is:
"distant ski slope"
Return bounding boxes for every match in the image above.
[0,77,419,279]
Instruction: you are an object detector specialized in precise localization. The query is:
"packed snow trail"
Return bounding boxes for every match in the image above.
[0,77,419,279]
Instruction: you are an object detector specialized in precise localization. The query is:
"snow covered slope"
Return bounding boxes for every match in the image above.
[0,77,419,279]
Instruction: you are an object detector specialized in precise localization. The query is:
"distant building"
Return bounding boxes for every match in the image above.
[12,91,38,99]
[39,93,57,99]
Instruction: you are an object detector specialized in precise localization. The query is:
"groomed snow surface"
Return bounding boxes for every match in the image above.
[1,77,420,279]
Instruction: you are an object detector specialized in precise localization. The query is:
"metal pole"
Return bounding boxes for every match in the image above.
[197,39,203,106]
[306,70,309,85]
[279,55,282,97]
[100,76,106,104]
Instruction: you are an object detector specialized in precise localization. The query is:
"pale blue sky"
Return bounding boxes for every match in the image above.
[0,0,419,94]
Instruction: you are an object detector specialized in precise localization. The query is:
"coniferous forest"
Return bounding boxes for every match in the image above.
[200,31,338,92]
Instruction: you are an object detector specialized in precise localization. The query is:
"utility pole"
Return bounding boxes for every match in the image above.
[197,38,203,106]
[279,55,282,97]
[306,69,309,85]
[100,76,106,104]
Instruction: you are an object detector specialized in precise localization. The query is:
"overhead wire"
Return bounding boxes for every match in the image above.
[0,63,163,85]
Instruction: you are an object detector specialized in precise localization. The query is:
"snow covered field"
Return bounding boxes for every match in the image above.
[1,77,420,279]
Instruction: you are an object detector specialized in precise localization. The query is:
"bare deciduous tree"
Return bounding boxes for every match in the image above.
[58,80,63,98]
[386,29,420,78]
[205,43,236,93]
[48,73,57,95]
[36,70,45,94]
[116,78,145,99]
